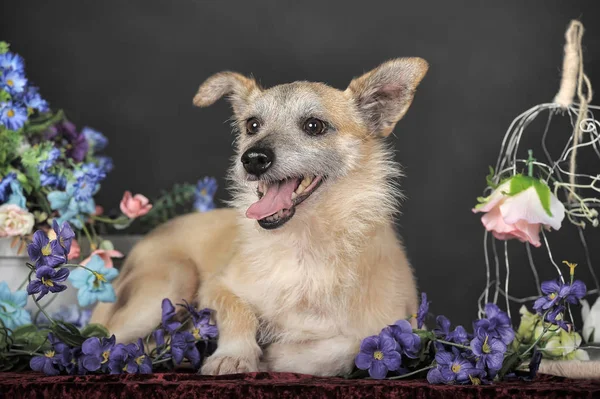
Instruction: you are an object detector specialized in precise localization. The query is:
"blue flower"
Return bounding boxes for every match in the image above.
[30,350,61,376]
[171,331,201,369]
[82,127,108,153]
[545,305,569,331]
[48,305,92,329]
[470,332,507,376]
[0,101,28,131]
[47,333,83,375]
[47,181,96,229]
[434,315,470,345]
[40,172,67,189]
[0,281,31,331]
[415,292,429,329]
[81,335,116,373]
[27,266,70,301]
[427,347,483,385]
[161,298,181,333]
[38,148,61,173]
[27,230,66,268]
[97,156,114,174]
[5,179,26,209]
[384,319,421,358]
[72,164,105,202]
[52,220,75,255]
[20,86,49,113]
[0,172,16,203]
[0,69,27,94]
[533,279,587,313]
[0,52,25,73]
[194,177,217,212]
[473,304,515,345]
[68,255,119,307]
[181,300,218,340]
[108,339,152,374]
[355,333,403,379]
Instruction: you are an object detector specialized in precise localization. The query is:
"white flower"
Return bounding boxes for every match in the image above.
[582,297,600,344]
[0,204,34,237]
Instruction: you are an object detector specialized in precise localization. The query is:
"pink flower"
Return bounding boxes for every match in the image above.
[68,239,81,260]
[81,249,124,268]
[0,204,34,237]
[473,178,565,247]
[94,205,104,216]
[120,191,152,219]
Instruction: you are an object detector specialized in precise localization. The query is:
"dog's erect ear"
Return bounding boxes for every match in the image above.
[193,71,260,112]
[345,58,428,137]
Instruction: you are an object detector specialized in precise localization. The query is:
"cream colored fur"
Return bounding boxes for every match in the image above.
[90,58,429,376]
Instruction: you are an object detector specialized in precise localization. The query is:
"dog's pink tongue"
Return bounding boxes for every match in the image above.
[246,180,297,220]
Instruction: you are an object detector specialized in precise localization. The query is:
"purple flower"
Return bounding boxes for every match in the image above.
[473,304,515,345]
[355,333,402,379]
[434,315,470,345]
[82,127,108,153]
[108,340,151,374]
[97,156,114,174]
[545,305,569,331]
[26,266,70,301]
[45,121,89,162]
[533,279,587,313]
[526,349,543,381]
[52,220,75,255]
[181,300,218,340]
[171,331,201,368]
[0,172,17,203]
[27,230,66,268]
[384,319,421,358]
[47,304,92,329]
[30,350,60,376]
[427,347,483,385]
[47,333,82,375]
[194,177,217,212]
[161,298,182,333]
[154,328,166,349]
[81,335,116,372]
[470,332,507,375]
[415,292,429,329]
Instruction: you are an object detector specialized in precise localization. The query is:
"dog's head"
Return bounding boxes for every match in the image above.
[193,58,428,230]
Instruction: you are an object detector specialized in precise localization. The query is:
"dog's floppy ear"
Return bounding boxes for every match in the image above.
[193,71,260,112]
[345,58,428,137]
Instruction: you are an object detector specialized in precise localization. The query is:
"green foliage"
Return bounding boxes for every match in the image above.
[485,166,497,189]
[0,41,9,54]
[138,183,196,231]
[80,323,109,339]
[0,128,23,167]
[11,325,50,353]
[52,321,86,347]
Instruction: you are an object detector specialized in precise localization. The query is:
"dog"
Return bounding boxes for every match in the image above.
[90,57,429,376]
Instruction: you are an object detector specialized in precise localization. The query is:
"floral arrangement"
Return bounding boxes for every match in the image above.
[351,262,589,383]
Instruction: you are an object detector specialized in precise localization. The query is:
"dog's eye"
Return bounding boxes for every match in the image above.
[246,118,261,135]
[303,118,326,136]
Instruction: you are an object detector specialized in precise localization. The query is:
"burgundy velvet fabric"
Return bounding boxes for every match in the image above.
[1,372,599,399]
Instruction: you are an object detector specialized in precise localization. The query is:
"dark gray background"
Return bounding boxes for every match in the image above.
[2,0,599,327]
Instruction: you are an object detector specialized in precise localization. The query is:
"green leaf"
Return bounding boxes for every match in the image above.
[99,240,115,251]
[51,321,85,347]
[0,90,10,103]
[498,352,522,380]
[485,166,497,189]
[81,323,110,339]
[11,324,50,353]
[533,179,553,217]
[0,41,9,54]
[505,175,534,196]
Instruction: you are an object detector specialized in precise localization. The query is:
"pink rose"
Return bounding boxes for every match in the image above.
[120,191,152,219]
[68,239,81,260]
[0,204,35,237]
[81,249,124,268]
[473,177,565,247]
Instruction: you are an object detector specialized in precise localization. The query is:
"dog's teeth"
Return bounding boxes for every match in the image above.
[291,191,297,200]
[277,210,284,217]
[302,176,312,187]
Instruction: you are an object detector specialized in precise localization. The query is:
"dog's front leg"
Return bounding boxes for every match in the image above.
[262,336,360,377]
[199,278,261,375]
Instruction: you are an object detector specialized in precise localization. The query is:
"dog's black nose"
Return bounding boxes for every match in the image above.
[241,147,274,177]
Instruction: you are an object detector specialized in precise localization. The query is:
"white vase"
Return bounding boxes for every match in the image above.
[0,235,143,318]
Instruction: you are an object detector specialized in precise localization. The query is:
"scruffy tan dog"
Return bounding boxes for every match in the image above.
[90,58,429,376]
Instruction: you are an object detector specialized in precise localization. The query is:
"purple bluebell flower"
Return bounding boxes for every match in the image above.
[473,304,515,345]
[181,300,218,340]
[82,127,108,153]
[470,332,507,376]
[81,335,116,372]
[52,220,75,255]
[30,350,60,376]
[122,339,152,374]
[427,347,483,385]
[416,292,429,329]
[384,319,421,358]
[433,315,470,345]
[27,230,66,268]
[0,69,27,94]
[0,52,25,72]
[194,177,217,212]
[161,298,182,333]
[0,101,28,131]
[45,121,89,162]
[0,172,16,203]
[171,331,201,368]
[533,279,587,313]
[26,266,70,301]
[47,333,83,375]
[355,333,403,379]
[545,305,569,331]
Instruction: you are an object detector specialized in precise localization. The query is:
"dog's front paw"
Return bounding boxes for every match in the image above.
[200,355,258,375]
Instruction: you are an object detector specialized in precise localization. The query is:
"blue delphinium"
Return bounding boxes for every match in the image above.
[194,177,217,212]
[0,281,32,331]
[68,255,119,307]
[82,127,108,153]
[0,101,28,131]
[38,148,61,173]
[470,331,507,377]
[383,319,421,358]
[97,156,114,174]
[0,172,17,203]
[0,51,25,72]
[81,335,116,373]
[355,332,403,379]
[0,69,27,94]
[72,163,106,202]
[533,279,586,313]
[473,303,515,346]
[20,86,49,112]
[27,230,66,268]
[47,181,96,229]
[6,179,26,208]
[427,347,484,385]
[26,266,70,301]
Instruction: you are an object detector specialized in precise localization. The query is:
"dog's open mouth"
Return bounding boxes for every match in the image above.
[245,176,324,229]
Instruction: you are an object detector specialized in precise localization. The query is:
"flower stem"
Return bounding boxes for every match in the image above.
[520,311,550,358]
[79,219,96,251]
[434,339,471,350]
[31,295,53,328]
[386,365,435,380]
[527,150,535,177]
[91,215,129,224]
